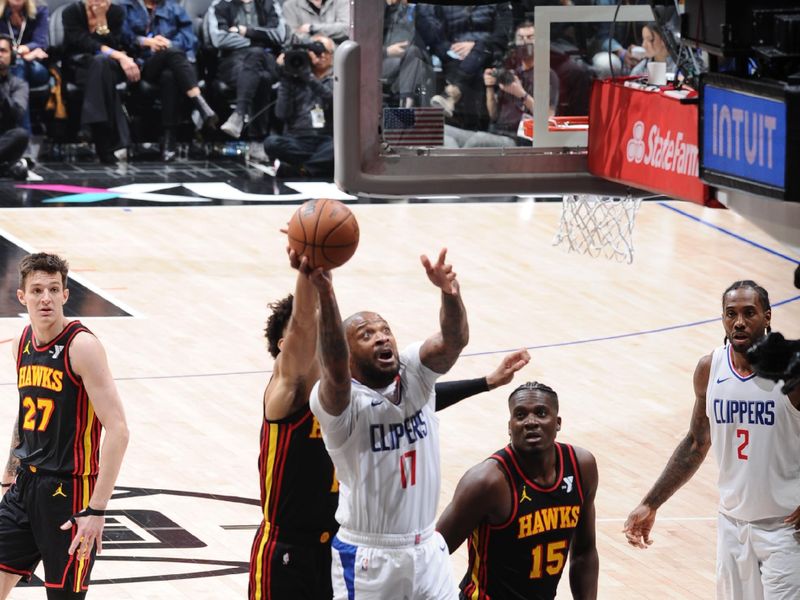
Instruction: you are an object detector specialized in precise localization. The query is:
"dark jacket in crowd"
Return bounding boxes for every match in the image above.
[207,0,286,53]
[0,70,28,129]
[0,5,49,50]
[119,0,197,61]
[415,4,512,62]
[275,71,332,135]
[62,1,134,55]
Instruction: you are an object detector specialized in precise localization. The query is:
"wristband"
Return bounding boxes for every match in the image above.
[101,47,114,57]
[68,506,106,524]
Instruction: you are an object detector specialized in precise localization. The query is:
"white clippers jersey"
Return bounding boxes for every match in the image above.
[706,344,800,522]
[310,342,442,535]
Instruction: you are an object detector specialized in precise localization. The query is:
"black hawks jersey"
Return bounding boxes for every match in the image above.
[15,321,101,476]
[255,404,339,540]
[460,442,585,600]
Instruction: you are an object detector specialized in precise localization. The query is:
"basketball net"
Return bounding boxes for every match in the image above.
[552,194,642,264]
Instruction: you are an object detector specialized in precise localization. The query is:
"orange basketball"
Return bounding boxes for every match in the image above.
[287,198,360,270]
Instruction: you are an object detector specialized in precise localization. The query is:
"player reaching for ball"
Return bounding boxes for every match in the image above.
[249,237,530,599]
[304,247,468,599]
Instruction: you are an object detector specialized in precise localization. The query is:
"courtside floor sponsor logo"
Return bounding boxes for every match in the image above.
[625,120,699,176]
[18,487,259,587]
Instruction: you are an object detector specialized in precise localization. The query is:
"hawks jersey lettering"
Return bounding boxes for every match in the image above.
[706,344,800,522]
[256,404,339,536]
[310,342,442,535]
[461,443,585,600]
[15,321,101,476]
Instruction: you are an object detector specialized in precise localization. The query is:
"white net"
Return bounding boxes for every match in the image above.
[552,194,643,263]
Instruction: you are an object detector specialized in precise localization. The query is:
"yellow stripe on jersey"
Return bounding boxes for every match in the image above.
[82,403,96,496]
[468,528,481,600]
[262,423,280,520]
[253,521,272,600]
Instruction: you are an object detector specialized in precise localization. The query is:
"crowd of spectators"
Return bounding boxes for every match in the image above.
[0,0,674,180]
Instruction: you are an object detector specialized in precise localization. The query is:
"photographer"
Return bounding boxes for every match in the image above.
[445,21,558,148]
[207,0,287,139]
[0,34,29,180]
[263,34,333,177]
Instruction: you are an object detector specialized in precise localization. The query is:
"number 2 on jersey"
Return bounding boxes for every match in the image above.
[22,396,55,432]
[400,450,416,488]
[736,428,749,460]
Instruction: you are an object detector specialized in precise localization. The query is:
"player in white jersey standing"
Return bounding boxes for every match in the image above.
[307,248,468,600]
[624,280,800,600]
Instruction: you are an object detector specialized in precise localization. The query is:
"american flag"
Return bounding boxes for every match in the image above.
[382,107,444,147]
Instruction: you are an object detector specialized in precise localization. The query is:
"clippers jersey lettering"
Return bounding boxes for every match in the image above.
[310,342,441,534]
[461,443,585,600]
[706,344,800,522]
[15,321,101,476]
[256,405,339,536]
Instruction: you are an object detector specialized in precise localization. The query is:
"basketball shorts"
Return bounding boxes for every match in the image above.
[717,512,800,600]
[248,519,335,600]
[330,525,458,600]
[0,467,96,592]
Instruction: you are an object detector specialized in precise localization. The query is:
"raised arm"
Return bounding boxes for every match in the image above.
[59,332,129,558]
[623,354,712,548]
[419,248,469,374]
[309,268,351,417]
[264,251,320,420]
[434,348,530,411]
[569,447,599,600]
[436,459,509,553]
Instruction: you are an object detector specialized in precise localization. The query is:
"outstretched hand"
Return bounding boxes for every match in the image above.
[287,247,332,292]
[420,248,458,296]
[623,504,656,549]
[486,348,531,390]
[60,512,104,558]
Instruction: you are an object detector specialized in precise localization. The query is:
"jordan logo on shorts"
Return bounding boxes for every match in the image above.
[53,483,67,498]
[520,485,532,503]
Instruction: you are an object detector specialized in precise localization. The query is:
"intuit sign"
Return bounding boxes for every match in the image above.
[701,81,788,192]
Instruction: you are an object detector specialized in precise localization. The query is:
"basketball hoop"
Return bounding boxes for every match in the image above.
[552,194,643,263]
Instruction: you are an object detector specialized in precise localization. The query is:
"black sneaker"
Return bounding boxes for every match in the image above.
[8,159,28,181]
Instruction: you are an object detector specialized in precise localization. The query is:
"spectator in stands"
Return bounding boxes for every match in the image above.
[589,0,645,77]
[282,0,348,45]
[0,0,48,132]
[417,3,512,124]
[630,22,675,77]
[207,0,287,139]
[444,21,558,148]
[0,34,29,179]
[62,0,139,164]
[120,0,218,161]
[382,0,432,108]
[263,34,333,177]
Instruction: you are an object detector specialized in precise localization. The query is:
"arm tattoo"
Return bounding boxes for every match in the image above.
[317,291,349,383]
[439,291,468,348]
[5,422,20,477]
[643,434,707,508]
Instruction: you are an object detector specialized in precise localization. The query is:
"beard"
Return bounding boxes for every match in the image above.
[355,359,399,389]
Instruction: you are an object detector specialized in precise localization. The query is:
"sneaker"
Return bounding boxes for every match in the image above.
[430,84,462,118]
[430,94,455,118]
[7,159,27,181]
[221,111,245,139]
[247,141,269,164]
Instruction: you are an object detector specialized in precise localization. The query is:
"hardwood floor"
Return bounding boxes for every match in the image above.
[0,199,797,598]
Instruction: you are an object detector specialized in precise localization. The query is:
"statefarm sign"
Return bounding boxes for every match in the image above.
[588,79,710,204]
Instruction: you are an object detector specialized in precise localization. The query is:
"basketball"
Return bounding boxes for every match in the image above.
[287,198,360,270]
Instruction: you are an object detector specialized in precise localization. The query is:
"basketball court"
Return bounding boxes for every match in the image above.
[0,195,797,599]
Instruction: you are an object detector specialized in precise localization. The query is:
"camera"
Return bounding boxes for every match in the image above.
[282,41,327,79]
[491,67,515,86]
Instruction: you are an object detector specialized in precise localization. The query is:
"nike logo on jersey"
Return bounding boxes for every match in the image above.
[371,398,383,407]
[716,376,731,384]
[561,475,574,494]
[51,345,64,359]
